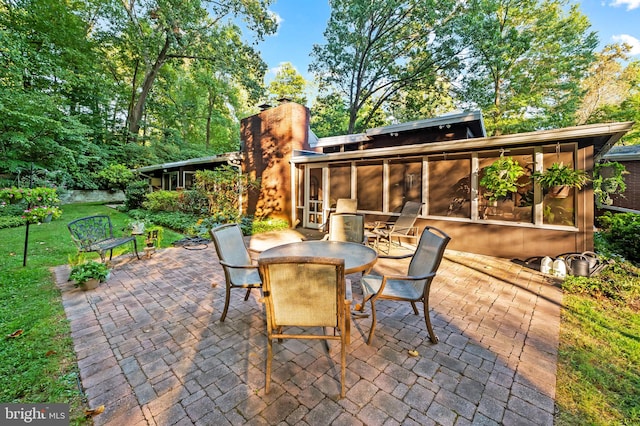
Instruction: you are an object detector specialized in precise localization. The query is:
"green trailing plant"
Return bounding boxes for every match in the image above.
[593,161,628,208]
[69,261,110,286]
[532,162,590,189]
[479,156,525,201]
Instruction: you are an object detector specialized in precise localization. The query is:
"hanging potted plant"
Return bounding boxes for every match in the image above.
[593,161,628,208]
[532,162,590,198]
[69,261,110,290]
[480,156,525,202]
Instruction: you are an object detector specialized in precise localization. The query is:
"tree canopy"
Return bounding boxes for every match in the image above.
[0,0,277,188]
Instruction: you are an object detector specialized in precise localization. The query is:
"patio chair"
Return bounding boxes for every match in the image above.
[373,201,424,254]
[335,198,357,214]
[258,256,349,398]
[210,224,262,322]
[358,226,450,344]
[324,212,366,244]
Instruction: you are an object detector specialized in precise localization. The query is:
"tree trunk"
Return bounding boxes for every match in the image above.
[127,35,172,141]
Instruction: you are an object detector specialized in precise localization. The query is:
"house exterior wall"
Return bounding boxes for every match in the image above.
[238,101,629,259]
[240,102,311,224]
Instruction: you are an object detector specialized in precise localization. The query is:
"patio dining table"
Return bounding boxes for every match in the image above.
[258,240,377,275]
[258,240,378,344]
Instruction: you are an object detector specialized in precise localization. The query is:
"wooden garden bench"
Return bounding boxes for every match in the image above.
[68,215,140,262]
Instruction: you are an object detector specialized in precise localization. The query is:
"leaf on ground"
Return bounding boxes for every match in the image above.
[45,350,57,357]
[6,329,23,338]
[84,405,105,417]
[408,350,419,357]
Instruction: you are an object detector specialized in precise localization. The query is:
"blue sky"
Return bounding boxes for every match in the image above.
[255,0,640,82]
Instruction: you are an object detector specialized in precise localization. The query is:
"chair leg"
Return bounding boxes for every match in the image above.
[244,288,252,301]
[366,299,378,345]
[266,338,273,394]
[423,302,439,344]
[340,333,346,399]
[410,301,419,315]
[220,285,231,322]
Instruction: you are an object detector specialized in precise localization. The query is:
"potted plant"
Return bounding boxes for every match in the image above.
[593,161,628,208]
[532,162,590,198]
[480,156,525,202]
[69,261,110,290]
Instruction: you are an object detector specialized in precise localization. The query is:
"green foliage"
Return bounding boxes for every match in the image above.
[455,0,598,135]
[124,180,150,211]
[142,190,182,212]
[0,215,27,229]
[479,157,526,201]
[266,62,308,106]
[532,162,590,189]
[195,166,259,221]
[0,186,60,206]
[593,161,628,208]
[597,212,640,264]
[95,164,136,192]
[310,0,462,134]
[68,261,110,286]
[243,217,290,235]
[563,261,640,303]
[21,205,62,224]
[128,209,199,234]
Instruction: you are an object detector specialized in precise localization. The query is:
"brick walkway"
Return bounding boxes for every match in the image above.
[54,240,561,425]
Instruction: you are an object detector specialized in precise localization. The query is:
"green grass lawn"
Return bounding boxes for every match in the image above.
[0,203,182,424]
[1,202,638,425]
[555,266,640,425]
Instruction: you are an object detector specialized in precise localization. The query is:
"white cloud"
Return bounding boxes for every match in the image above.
[612,34,640,55]
[609,0,640,10]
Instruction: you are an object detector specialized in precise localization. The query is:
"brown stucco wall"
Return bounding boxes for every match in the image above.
[240,102,310,224]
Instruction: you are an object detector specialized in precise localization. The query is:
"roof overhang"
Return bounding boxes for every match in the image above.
[310,110,486,150]
[134,152,243,173]
[292,121,634,164]
[602,145,640,162]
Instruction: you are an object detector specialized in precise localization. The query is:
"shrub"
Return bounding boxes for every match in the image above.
[597,212,640,264]
[177,190,209,215]
[124,180,150,210]
[563,260,640,306]
[143,190,182,212]
[96,164,136,192]
[0,216,27,229]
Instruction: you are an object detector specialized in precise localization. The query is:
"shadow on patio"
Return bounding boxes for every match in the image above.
[53,236,561,425]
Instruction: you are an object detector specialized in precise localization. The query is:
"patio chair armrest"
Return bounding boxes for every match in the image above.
[380,272,436,282]
[219,260,259,270]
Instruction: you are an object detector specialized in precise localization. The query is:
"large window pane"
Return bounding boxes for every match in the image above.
[542,147,576,226]
[389,159,422,213]
[329,163,351,208]
[356,161,382,211]
[478,152,533,223]
[428,157,471,218]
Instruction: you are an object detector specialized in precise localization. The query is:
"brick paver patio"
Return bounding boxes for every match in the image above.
[54,237,561,425]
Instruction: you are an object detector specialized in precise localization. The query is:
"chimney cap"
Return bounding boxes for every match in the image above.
[277,97,292,104]
[258,103,272,111]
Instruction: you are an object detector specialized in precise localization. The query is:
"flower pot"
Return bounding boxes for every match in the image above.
[80,278,100,290]
[548,185,570,199]
[42,213,53,223]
